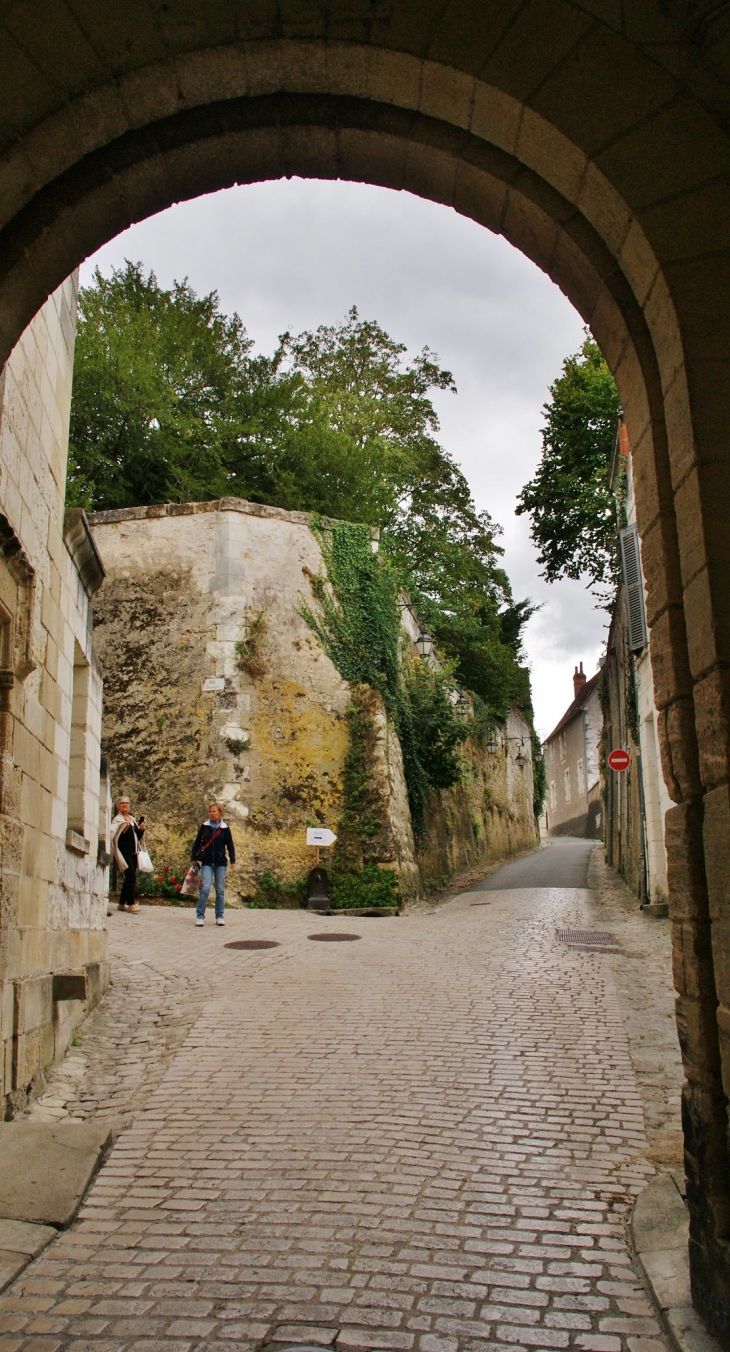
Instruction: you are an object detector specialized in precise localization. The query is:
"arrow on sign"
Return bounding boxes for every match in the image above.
[607,748,631,772]
[306,827,337,847]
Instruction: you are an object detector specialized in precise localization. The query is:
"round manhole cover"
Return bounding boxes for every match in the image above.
[224,939,281,950]
[308,932,361,942]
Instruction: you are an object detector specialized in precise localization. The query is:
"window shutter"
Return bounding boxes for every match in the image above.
[619,525,648,652]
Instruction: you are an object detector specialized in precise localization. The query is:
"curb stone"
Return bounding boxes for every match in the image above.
[0,1217,57,1294]
[632,1172,723,1352]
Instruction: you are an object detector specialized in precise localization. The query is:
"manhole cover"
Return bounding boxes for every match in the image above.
[557,928,620,952]
[308,932,361,942]
[224,939,280,950]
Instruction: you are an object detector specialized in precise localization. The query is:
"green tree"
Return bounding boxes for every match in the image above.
[70,263,534,723]
[515,335,620,603]
[67,261,285,509]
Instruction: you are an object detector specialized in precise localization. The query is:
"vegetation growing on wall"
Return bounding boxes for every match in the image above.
[531,728,547,818]
[327,688,399,909]
[235,609,267,677]
[402,658,468,791]
[299,516,428,843]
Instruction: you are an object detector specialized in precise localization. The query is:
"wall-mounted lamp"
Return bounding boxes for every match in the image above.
[415,631,435,660]
[486,735,498,754]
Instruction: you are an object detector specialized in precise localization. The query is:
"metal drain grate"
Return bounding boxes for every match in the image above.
[557,928,620,953]
[224,939,280,950]
[308,932,361,942]
[557,929,615,945]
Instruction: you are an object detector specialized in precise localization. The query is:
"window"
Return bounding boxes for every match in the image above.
[620,525,648,652]
[577,758,585,796]
[67,641,90,839]
[549,781,557,812]
[564,768,571,804]
[559,731,566,762]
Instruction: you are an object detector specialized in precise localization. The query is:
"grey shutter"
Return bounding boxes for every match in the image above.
[619,525,648,651]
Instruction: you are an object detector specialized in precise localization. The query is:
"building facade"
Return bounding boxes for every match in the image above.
[544,664,602,839]
[603,421,672,912]
[0,279,110,1114]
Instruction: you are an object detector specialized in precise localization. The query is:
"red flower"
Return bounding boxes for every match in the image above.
[170,876,177,884]
[156,875,163,882]
[175,884,183,892]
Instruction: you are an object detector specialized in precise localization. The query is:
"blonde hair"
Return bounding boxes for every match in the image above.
[208,801,222,812]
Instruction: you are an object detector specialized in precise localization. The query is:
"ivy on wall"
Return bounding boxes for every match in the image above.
[299,516,428,841]
[325,687,398,909]
[402,657,468,791]
[531,728,547,818]
[300,516,538,905]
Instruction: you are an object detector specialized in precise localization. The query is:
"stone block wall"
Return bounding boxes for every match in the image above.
[90,500,538,903]
[418,705,537,886]
[0,280,110,1114]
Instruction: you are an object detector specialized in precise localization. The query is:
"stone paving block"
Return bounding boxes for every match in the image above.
[0,1123,112,1227]
[0,879,687,1352]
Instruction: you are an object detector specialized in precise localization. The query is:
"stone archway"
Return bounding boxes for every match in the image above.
[1,11,729,1337]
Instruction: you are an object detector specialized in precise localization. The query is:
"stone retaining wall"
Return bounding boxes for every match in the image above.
[90,500,536,903]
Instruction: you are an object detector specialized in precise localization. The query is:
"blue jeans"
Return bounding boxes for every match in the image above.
[196,864,226,919]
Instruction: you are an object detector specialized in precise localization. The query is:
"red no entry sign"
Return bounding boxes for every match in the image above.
[608,748,631,772]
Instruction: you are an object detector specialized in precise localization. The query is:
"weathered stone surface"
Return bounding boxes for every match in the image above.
[91,502,536,904]
[420,705,537,884]
[0,1120,112,1226]
[0,1219,56,1258]
[0,284,110,1116]
[0,4,730,1330]
[0,855,686,1352]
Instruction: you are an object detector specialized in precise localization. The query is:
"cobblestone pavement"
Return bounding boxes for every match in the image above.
[27,931,214,1128]
[4,854,682,1352]
[585,850,683,1173]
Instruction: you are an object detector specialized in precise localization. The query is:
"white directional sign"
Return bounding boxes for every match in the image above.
[306,828,337,847]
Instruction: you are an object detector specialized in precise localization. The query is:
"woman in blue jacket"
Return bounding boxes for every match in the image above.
[191,802,236,927]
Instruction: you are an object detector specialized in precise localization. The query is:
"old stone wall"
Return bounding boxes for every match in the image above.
[90,501,355,896]
[0,280,110,1113]
[418,705,537,886]
[90,500,537,905]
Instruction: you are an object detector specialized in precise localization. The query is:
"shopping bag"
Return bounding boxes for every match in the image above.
[137,849,154,873]
[181,862,201,896]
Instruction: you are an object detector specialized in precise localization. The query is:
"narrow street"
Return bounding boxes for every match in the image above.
[3,841,682,1352]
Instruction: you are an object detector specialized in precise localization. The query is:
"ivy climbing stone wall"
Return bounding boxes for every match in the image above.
[90,499,536,906]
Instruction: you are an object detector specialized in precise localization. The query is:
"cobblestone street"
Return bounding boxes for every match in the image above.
[4,841,683,1352]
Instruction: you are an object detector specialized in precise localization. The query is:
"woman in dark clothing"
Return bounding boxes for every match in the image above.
[111,796,146,913]
[191,802,236,927]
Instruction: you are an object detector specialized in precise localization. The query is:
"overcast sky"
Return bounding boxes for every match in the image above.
[81,178,608,738]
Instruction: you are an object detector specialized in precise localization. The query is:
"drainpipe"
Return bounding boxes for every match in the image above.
[581,706,589,836]
[632,653,650,906]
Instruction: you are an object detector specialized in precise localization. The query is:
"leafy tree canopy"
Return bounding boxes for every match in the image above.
[69,260,534,718]
[515,334,620,604]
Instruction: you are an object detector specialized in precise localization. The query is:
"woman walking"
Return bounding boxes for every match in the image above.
[111,796,146,913]
[191,802,236,927]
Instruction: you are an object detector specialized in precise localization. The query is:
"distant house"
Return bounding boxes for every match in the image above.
[543,664,602,838]
[602,415,672,911]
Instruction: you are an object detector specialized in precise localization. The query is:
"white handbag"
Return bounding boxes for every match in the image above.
[137,848,154,873]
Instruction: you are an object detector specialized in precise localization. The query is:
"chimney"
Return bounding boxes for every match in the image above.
[573,662,586,698]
